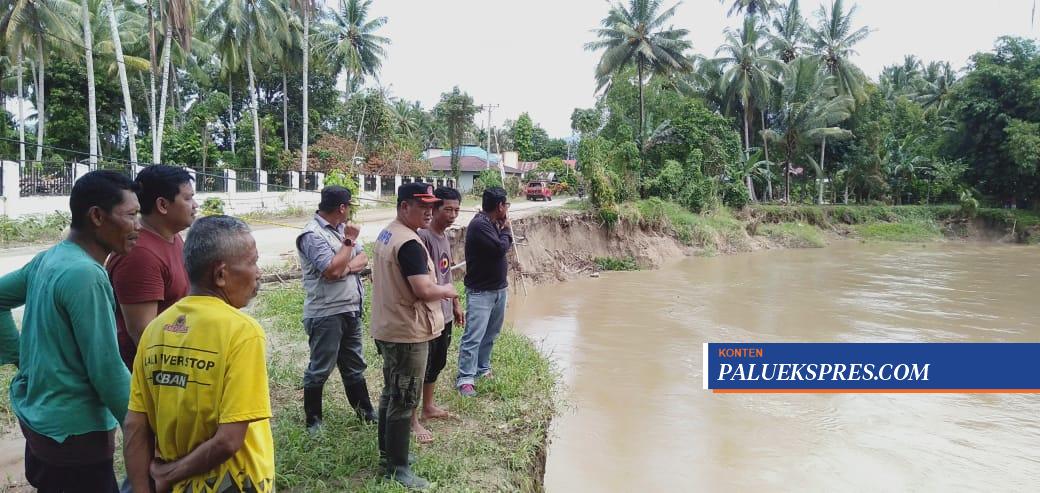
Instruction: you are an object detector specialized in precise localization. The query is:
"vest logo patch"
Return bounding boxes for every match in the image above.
[164,315,188,333]
[378,229,393,245]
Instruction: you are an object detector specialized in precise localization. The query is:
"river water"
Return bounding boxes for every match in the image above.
[508,241,1040,492]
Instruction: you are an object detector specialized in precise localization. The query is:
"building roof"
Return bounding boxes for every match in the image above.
[428,156,522,174]
[516,162,539,173]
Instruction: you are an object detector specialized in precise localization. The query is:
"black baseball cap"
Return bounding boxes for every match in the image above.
[397,182,442,205]
[318,186,357,211]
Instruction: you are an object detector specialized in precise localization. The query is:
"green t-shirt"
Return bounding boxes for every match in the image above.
[0,240,130,442]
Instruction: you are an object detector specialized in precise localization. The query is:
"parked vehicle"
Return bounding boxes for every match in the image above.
[526,181,553,201]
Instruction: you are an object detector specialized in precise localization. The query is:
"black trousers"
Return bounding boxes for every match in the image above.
[424,323,453,384]
[20,421,118,493]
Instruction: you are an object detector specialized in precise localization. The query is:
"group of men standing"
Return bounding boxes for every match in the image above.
[296,182,514,489]
[0,165,513,492]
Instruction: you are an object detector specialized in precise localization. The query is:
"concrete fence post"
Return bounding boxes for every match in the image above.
[2,161,21,216]
[73,163,91,182]
[184,167,196,187]
[316,172,325,190]
[394,175,402,193]
[259,170,268,193]
[225,169,237,194]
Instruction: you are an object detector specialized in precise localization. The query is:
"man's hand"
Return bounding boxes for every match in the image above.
[453,305,465,327]
[344,223,361,242]
[150,460,174,493]
[498,216,512,232]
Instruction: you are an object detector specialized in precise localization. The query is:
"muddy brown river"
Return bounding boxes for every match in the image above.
[508,241,1040,491]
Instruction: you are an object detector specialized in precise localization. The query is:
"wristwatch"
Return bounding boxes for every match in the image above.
[343,238,355,247]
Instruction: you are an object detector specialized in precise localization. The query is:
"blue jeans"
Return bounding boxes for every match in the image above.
[456,287,508,388]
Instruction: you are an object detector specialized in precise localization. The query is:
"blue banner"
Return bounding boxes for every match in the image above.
[703,343,1040,393]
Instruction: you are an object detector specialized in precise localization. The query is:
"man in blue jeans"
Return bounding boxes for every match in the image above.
[456,187,512,397]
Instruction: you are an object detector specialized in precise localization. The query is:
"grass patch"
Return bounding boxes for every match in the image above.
[0,212,70,246]
[561,199,591,211]
[854,221,942,242]
[756,223,826,248]
[618,198,749,252]
[593,256,639,271]
[251,282,555,492]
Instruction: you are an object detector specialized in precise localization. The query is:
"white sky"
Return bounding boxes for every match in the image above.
[360,0,1038,138]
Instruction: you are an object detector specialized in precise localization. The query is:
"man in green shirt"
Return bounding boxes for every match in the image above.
[0,170,141,492]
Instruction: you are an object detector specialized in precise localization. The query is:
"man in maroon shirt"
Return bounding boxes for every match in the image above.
[107,165,197,369]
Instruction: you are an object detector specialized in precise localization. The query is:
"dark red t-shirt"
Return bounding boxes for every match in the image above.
[106,228,189,369]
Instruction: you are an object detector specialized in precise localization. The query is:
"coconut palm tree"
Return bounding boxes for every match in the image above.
[1,0,79,164]
[152,0,195,163]
[100,0,144,164]
[721,0,777,18]
[915,61,956,114]
[809,0,869,102]
[763,56,853,203]
[714,15,780,200]
[586,0,694,150]
[206,0,288,170]
[270,0,302,153]
[80,0,100,165]
[313,0,388,101]
[290,0,315,171]
[768,0,806,63]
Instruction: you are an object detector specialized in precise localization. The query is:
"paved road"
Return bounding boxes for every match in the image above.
[251,196,572,269]
[0,196,574,277]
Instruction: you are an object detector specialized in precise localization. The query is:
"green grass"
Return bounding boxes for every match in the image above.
[251,282,555,492]
[756,223,826,248]
[853,221,943,242]
[593,256,639,271]
[617,198,749,253]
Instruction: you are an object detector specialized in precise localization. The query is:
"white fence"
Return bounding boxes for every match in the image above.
[0,161,457,218]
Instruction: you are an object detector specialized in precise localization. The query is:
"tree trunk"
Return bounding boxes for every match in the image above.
[246,44,262,171]
[818,136,826,204]
[155,24,173,163]
[107,0,138,164]
[34,37,45,164]
[282,72,289,152]
[301,8,309,172]
[17,47,25,166]
[82,0,98,166]
[761,110,772,201]
[148,1,157,161]
[637,60,645,151]
[743,104,756,202]
[228,79,236,154]
[171,62,180,130]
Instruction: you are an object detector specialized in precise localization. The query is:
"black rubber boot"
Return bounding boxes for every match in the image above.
[303,386,323,433]
[383,418,429,490]
[345,380,377,424]
[377,394,389,460]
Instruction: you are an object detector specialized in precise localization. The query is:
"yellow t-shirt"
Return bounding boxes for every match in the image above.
[128,295,275,493]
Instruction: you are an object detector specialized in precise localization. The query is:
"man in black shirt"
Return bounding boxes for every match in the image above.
[456,187,513,397]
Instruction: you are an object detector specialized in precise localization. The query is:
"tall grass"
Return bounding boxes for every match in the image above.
[251,282,555,492]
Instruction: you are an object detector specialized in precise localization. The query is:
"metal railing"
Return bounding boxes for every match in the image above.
[233,169,260,193]
[301,171,321,191]
[20,161,75,196]
[268,171,292,191]
[195,167,227,193]
[380,175,396,196]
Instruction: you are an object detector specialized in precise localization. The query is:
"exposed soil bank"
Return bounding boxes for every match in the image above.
[446,203,1040,288]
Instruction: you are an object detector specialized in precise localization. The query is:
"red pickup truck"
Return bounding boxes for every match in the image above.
[526,181,553,201]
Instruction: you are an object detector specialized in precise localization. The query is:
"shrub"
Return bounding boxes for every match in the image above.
[201,197,225,216]
[594,256,639,271]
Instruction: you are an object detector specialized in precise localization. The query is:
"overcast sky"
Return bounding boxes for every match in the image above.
[357,0,1037,138]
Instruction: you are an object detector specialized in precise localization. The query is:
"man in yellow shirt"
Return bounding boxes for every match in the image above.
[123,215,273,493]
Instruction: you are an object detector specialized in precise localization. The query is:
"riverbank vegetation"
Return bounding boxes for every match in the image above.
[251,283,555,492]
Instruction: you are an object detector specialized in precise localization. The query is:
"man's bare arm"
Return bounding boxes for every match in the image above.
[407,275,459,303]
[124,411,156,493]
[149,421,252,492]
[120,302,159,346]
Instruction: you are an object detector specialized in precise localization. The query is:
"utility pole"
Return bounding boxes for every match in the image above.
[485,103,499,175]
